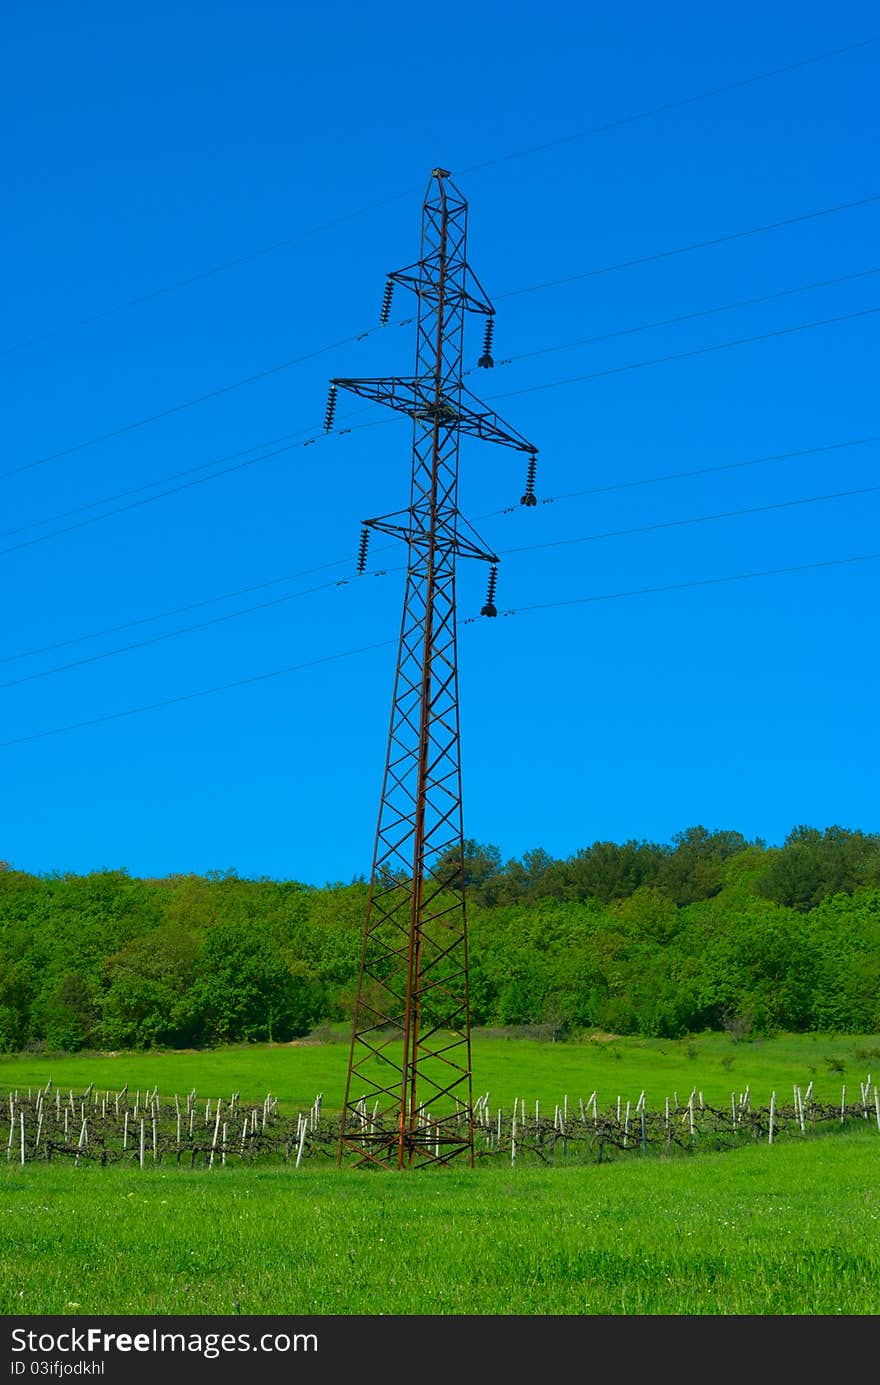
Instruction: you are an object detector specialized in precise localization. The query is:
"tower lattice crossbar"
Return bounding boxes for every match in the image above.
[333,169,538,1169]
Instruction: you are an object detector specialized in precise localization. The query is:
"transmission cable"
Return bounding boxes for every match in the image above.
[5,478,876,690]
[0,408,387,560]
[4,549,878,748]
[0,189,422,358]
[0,323,391,483]
[0,566,401,692]
[6,32,874,358]
[457,35,880,176]
[494,194,880,303]
[497,482,880,560]
[1,286,871,562]
[486,306,880,405]
[487,552,880,621]
[5,192,877,485]
[0,554,373,665]
[5,433,874,669]
[484,436,880,518]
[8,265,872,548]
[476,267,880,372]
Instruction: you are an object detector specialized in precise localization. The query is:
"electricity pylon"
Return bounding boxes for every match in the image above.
[331,169,538,1169]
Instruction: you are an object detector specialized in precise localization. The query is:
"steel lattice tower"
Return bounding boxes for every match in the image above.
[332,169,537,1169]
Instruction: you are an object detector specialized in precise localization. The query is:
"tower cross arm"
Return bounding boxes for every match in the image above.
[363,511,499,565]
[333,376,538,454]
[387,261,495,316]
[332,375,420,416]
[457,385,538,454]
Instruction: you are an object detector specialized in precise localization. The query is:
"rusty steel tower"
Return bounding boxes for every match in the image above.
[330,169,538,1169]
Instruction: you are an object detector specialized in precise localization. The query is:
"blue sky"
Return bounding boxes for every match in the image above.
[2,2,878,883]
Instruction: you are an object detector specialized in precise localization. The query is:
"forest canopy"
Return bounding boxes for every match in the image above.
[1,824,878,1052]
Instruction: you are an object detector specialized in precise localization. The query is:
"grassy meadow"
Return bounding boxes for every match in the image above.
[1,1028,878,1113]
[2,1031,879,1316]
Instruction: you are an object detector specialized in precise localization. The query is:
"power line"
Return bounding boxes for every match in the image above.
[477,267,880,371]
[457,35,880,176]
[8,264,875,551]
[0,406,387,560]
[492,551,880,620]
[0,566,400,691]
[487,306,880,404]
[9,265,870,550]
[0,554,368,665]
[499,482,880,558]
[6,32,874,358]
[2,295,871,564]
[6,476,876,689]
[4,433,874,664]
[495,194,880,303]
[6,192,876,485]
[0,323,388,483]
[0,424,320,542]
[4,549,878,748]
[0,639,398,748]
[484,436,880,516]
[0,398,381,544]
[0,432,324,559]
[0,188,422,358]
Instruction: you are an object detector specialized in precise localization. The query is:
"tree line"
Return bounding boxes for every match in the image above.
[1,824,878,1052]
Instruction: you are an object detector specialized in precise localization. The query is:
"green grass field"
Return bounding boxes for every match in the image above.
[1,1028,877,1113]
[1,1134,878,1315]
[2,1033,879,1316]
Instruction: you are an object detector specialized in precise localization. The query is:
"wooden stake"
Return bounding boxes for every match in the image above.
[295,1116,307,1169]
[74,1116,87,1167]
[209,1100,223,1167]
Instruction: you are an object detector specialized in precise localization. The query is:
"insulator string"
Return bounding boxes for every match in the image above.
[480,564,498,618]
[356,527,370,575]
[380,280,395,325]
[478,316,495,369]
[520,454,538,506]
